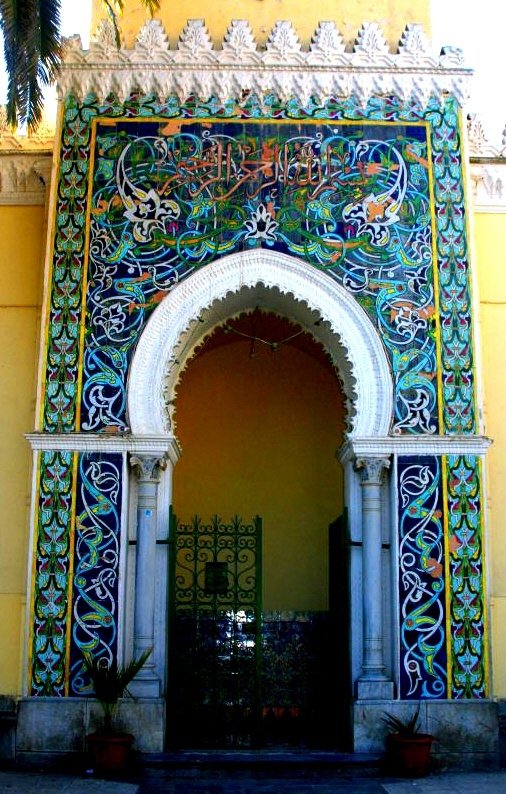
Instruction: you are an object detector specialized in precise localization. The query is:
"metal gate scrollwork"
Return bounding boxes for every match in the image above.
[168,512,262,747]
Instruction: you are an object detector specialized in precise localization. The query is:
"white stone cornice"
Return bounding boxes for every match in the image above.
[25,432,182,463]
[0,152,52,205]
[58,19,472,109]
[339,435,492,462]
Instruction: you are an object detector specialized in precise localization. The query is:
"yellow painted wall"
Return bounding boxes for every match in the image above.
[473,212,506,697]
[172,338,345,611]
[0,205,45,694]
[92,0,431,49]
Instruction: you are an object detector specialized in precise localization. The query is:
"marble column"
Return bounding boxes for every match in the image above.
[129,453,167,697]
[355,455,394,700]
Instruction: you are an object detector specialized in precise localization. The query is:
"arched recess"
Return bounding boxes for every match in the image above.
[128,250,393,437]
[125,249,395,732]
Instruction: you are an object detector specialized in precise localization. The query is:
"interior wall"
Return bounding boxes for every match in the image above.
[172,333,345,612]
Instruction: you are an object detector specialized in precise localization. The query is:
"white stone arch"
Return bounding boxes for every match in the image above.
[128,250,393,437]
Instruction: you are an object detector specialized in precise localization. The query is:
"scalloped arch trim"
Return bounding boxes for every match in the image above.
[128,250,393,438]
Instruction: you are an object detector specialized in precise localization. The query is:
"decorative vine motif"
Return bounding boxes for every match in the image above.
[397,455,446,699]
[42,105,95,432]
[41,92,476,441]
[84,116,436,434]
[447,455,486,697]
[430,103,475,434]
[31,451,74,696]
[69,453,122,695]
[44,96,474,440]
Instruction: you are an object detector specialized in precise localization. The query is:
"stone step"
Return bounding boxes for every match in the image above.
[138,750,383,776]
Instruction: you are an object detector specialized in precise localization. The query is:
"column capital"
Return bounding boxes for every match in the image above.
[355,455,390,485]
[129,453,167,482]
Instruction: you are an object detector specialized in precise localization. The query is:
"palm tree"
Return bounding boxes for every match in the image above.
[0,0,160,131]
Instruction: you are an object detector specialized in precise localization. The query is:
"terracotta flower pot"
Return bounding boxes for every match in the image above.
[87,731,134,774]
[387,732,434,777]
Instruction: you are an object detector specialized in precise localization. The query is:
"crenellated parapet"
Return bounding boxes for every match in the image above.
[58,19,471,109]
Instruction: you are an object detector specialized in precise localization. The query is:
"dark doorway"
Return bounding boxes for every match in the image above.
[328,511,353,750]
[168,513,262,748]
[168,511,350,749]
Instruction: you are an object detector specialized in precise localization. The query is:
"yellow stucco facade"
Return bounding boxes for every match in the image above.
[474,211,506,697]
[0,202,46,694]
[92,0,431,49]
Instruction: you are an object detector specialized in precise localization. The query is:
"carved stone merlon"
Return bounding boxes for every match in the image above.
[58,19,472,109]
[467,113,506,159]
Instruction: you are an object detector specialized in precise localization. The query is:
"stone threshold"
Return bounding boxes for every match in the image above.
[140,750,383,768]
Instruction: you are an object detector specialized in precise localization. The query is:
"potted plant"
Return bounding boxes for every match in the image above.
[382,705,434,777]
[83,648,152,774]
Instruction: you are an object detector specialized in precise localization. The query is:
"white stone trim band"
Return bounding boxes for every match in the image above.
[26,432,181,462]
[340,434,492,461]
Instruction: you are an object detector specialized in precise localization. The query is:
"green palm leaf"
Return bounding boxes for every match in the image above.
[83,648,152,733]
[0,0,161,130]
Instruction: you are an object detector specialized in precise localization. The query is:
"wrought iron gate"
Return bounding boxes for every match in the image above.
[168,512,262,748]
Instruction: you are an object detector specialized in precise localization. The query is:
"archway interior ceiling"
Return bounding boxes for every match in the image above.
[166,286,353,434]
[187,307,336,373]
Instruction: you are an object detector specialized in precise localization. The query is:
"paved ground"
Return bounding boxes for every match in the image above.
[0,771,138,793]
[2,770,506,793]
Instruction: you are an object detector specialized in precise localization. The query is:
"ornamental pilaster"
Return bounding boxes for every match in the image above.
[354,455,394,699]
[129,453,168,697]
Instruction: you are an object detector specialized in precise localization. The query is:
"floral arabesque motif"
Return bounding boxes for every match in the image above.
[397,455,446,699]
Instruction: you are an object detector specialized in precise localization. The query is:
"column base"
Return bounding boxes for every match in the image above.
[355,679,394,700]
[129,677,161,698]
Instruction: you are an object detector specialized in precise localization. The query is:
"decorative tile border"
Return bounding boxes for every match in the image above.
[41,91,475,439]
[446,454,487,698]
[30,451,74,696]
